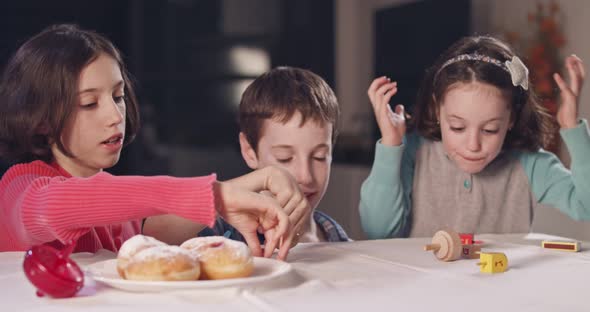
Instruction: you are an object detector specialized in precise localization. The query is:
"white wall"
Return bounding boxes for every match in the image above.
[335,0,418,140]
[331,0,590,240]
[329,0,419,240]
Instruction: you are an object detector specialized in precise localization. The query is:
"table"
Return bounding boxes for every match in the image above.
[1,233,589,311]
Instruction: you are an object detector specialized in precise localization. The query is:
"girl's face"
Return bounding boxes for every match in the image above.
[438,82,512,174]
[52,54,126,177]
[240,111,333,210]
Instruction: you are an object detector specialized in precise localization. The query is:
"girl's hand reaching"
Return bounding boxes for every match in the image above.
[221,166,310,259]
[554,55,586,129]
[368,76,406,146]
[214,181,294,261]
[226,166,310,242]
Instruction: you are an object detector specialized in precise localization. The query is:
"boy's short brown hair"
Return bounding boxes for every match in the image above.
[239,66,340,150]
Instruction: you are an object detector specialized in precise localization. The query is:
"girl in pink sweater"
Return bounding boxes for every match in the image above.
[0,24,304,260]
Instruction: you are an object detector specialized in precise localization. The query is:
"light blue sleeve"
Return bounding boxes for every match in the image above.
[359,133,421,239]
[519,119,590,220]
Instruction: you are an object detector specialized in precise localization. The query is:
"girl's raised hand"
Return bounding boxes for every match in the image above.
[554,55,586,129]
[367,76,406,146]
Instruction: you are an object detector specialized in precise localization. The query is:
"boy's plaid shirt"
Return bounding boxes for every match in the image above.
[198,210,350,242]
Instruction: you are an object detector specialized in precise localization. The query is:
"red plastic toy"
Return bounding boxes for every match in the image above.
[23,242,84,298]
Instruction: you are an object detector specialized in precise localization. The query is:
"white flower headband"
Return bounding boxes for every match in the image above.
[437,53,529,90]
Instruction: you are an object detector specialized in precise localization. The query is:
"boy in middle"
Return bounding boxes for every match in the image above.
[199,66,350,243]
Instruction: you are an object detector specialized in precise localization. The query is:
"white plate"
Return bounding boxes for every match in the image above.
[86,257,292,292]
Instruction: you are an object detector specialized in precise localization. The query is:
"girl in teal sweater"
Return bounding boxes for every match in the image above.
[360,36,590,238]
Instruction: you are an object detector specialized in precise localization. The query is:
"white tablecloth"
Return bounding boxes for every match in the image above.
[1,233,589,311]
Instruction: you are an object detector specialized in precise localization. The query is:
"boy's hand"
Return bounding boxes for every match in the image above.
[214,181,294,260]
[260,166,311,238]
[368,76,406,146]
[225,166,310,249]
[554,55,585,129]
[260,190,309,247]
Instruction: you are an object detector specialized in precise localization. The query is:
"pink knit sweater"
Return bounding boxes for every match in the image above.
[0,160,216,252]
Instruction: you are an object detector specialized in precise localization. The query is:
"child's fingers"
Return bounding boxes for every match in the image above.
[287,200,309,231]
[242,231,263,257]
[263,207,289,241]
[571,54,585,78]
[375,81,397,101]
[572,56,586,84]
[577,58,586,79]
[272,187,299,212]
[261,208,290,259]
[263,226,289,259]
[368,76,389,102]
[374,82,397,113]
[382,86,398,107]
[281,192,307,236]
[388,104,406,126]
[280,191,301,216]
[276,232,293,261]
[367,76,386,94]
[387,104,405,117]
[394,104,405,117]
[553,73,571,94]
[291,207,311,240]
[263,231,277,258]
[566,57,581,96]
[284,205,308,239]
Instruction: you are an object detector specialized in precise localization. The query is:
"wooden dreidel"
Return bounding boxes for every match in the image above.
[461,244,481,259]
[476,252,508,273]
[424,229,462,261]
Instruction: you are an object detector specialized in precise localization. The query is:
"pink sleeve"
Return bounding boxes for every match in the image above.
[2,163,216,247]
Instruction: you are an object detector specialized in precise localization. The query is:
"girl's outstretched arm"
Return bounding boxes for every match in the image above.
[1,161,216,251]
[2,161,294,259]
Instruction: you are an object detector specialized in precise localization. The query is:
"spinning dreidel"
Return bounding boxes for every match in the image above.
[424,229,462,261]
[476,252,508,273]
[23,242,84,298]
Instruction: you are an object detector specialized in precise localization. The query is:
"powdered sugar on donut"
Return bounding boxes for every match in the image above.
[118,234,166,259]
[181,236,251,260]
[132,245,192,262]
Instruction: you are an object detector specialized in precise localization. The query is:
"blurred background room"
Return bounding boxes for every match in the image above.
[1,0,588,240]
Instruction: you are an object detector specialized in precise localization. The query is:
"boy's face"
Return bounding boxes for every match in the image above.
[52,53,126,177]
[438,82,512,174]
[240,111,333,210]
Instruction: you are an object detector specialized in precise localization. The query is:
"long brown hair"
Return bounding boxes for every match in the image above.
[412,36,556,151]
[0,24,140,164]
